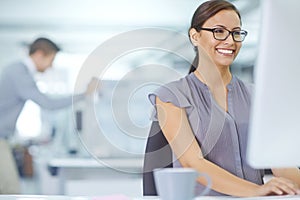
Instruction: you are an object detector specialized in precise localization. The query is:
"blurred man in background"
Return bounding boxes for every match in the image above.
[0,37,98,193]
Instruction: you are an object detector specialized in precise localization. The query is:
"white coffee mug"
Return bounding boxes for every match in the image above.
[154,168,211,200]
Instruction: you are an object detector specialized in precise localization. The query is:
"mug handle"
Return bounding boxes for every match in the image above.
[196,172,212,196]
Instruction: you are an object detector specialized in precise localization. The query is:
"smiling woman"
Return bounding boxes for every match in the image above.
[144,0,300,197]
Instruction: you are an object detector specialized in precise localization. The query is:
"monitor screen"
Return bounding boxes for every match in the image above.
[246,0,300,168]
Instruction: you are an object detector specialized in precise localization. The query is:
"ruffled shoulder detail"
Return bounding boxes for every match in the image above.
[148,77,193,120]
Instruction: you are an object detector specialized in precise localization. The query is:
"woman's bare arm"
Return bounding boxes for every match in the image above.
[156,97,299,197]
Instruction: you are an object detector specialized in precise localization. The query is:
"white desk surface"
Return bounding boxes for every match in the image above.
[1,195,300,200]
[48,157,143,169]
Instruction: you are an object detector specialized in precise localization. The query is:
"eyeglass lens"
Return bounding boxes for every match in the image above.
[213,28,246,42]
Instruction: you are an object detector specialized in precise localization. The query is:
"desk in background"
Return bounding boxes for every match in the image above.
[45,157,143,196]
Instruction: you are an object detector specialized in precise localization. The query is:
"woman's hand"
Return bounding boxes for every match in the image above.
[255,177,300,196]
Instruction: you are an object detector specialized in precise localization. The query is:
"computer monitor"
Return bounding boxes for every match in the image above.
[247,0,300,168]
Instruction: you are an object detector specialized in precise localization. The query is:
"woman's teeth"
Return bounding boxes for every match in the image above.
[217,49,233,55]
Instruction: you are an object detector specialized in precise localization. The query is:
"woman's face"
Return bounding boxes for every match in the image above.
[195,9,242,68]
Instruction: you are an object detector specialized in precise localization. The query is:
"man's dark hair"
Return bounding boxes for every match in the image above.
[29,37,60,55]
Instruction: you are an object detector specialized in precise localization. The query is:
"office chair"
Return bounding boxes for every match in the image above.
[143,121,173,196]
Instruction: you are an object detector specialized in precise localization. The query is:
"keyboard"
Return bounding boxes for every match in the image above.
[140,195,300,200]
[242,195,300,200]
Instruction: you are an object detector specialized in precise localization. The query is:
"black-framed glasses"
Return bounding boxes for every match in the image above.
[198,27,248,42]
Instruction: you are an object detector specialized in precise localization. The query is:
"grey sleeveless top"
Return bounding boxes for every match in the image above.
[148,73,264,196]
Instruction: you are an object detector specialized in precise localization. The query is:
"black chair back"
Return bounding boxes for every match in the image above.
[143,121,173,196]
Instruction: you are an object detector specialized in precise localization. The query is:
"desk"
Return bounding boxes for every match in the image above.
[46,157,143,196]
[48,157,143,173]
[1,195,300,200]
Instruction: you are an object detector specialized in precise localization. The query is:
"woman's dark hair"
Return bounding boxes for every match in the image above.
[29,37,60,55]
[188,0,241,74]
